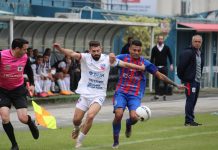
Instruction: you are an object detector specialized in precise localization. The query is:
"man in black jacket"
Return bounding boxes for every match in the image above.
[177,34,204,126]
[120,37,133,54]
[151,35,173,101]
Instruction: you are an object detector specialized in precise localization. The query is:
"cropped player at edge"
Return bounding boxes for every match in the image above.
[112,39,186,149]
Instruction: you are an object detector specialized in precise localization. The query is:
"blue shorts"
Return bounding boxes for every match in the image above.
[113,92,141,111]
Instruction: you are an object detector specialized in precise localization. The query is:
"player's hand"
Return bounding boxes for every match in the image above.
[137,63,145,71]
[177,84,187,90]
[109,53,116,64]
[26,82,34,97]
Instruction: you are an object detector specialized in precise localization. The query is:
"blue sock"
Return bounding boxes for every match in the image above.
[112,122,121,144]
[113,122,121,135]
[126,118,137,126]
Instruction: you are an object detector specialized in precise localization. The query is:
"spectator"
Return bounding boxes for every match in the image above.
[42,53,55,96]
[53,55,74,95]
[177,34,204,126]
[150,35,173,101]
[31,55,48,97]
[27,47,35,64]
[120,36,133,54]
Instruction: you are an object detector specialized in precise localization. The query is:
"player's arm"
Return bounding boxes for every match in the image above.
[109,53,145,71]
[53,43,81,60]
[24,59,35,95]
[118,60,145,71]
[154,71,186,90]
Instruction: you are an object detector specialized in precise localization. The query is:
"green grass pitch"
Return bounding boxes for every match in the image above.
[1,113,218,150]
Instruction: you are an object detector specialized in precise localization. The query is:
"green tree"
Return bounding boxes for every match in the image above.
[120,16,170,58]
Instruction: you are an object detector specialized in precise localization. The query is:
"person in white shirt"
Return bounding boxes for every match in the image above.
[53,41,145,148]
[31,55,48,97]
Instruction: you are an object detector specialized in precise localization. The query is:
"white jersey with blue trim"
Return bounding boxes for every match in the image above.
[76,53,113,97]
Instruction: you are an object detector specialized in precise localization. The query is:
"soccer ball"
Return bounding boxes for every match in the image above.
[136,105,151,121]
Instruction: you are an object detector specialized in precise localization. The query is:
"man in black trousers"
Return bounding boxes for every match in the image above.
[177,34,204,126]
[151,35,173,101]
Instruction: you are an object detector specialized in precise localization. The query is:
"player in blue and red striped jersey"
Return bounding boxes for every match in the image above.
[112,39,185,148]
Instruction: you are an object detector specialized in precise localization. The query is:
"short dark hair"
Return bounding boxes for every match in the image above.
[12,38,29,49]
[127,37,133,42]
[36,55,43,60]
[89,41,100,48]
[131,40,142,46]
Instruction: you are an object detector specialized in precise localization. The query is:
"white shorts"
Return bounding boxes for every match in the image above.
[76,96,106,112]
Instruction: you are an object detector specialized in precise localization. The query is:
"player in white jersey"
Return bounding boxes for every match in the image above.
[31,55,48,97]
[53,41,145,148]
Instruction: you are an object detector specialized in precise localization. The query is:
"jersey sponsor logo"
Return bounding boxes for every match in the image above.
[100,64,106,70]
[2,73,23,78]
[87,82,103,89]
[4,65,11,70]
[122,72,141,80]
[98,97,104,103]
[89,71,104,78]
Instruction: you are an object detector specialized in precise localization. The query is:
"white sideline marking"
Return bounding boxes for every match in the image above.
[80,131,218,150]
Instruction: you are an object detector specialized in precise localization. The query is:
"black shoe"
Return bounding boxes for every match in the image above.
[11,144,19,150]
[125,120,132,138]
[112,142,119,149]
[163,96,166,101]
[29,120,39,139]
[184,122,202,126]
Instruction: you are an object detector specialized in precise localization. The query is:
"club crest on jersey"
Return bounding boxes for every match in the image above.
[5,65,11,70]
[17,66,23,72]
[100,64,106,70]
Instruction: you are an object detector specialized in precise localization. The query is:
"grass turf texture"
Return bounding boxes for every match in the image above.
[1,113,218,150]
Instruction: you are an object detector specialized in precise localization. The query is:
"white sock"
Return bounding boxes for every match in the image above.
[57,79,64,91]
[34,80,42,93]
[45,79,51,92]
[51,81,55,91]
[62,79,67,91]
[77,132,86,143]
[64,76,71,91]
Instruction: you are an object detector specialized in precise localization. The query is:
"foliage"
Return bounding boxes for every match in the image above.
[119,16,171,57]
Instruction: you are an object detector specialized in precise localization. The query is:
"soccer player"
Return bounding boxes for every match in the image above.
[0,38,39,150]
[53,41,145,148]
[112,39,185,148]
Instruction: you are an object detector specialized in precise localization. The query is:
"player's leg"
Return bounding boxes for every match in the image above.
[125,95,141,138]
[0,106,19,150]
[0,88,19,150]
[13,85,39,139]
[80,102,101,134]
[113,108,124,148]
[75,96,104,148]
[76,102,101,148]
[17,108,39,139]
[72,107,85,139]
[72,96,88,140]
[112,92,127,148]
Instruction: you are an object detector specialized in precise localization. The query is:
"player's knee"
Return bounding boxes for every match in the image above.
[18,115,28,124]
[115,113,123,121]
[130,113,138,122]
[86,113,95,121]
[73,118,81,125]
[1,115,10,123]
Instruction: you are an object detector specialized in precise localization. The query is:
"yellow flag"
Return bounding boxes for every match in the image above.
[32,101,57,129]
